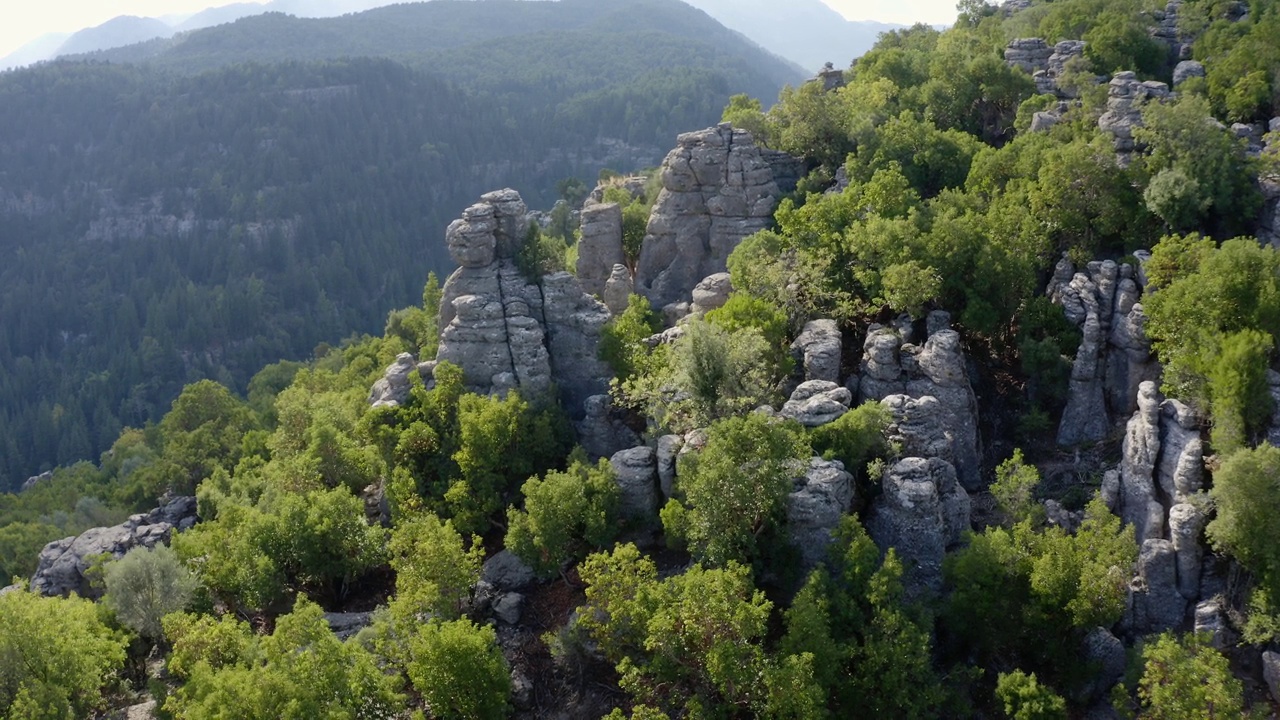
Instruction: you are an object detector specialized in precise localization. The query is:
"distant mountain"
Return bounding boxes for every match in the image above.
[54,16,175,58]
[0,33,70,72]
[682,0,901,72]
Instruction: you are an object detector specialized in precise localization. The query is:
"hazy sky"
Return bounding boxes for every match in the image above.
[0,0,960,59]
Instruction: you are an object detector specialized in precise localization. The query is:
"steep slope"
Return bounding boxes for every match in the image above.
[54,16,175,58]
[0,32,71,71]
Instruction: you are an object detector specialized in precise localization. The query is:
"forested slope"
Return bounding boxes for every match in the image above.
[0,0,803,491]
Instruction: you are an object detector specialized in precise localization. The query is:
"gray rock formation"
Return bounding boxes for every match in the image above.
[1049,257,1157,445]
[881,395,952,463]
[325,611,373,640]
[610,446,660,520]
[780,380,852,427]
[31,496,197,597]
[1098,72,1171,160]
[1173,59,1205,86]
[1126,538,1186,633]
[1168,503,1206,599]
[634,124,783,311]
[1119,382,1165,542]
[656,434,684,499]
[575,395,640,460]
[481,550,536,590]
[368,352,419,408]
[1153,1,1193,62]
[20,470,52,492]
[858,317,981,490]
[602,264,633,315]
[1080,627,1127,701]
[1005,38,1052,74]
[428,190,613,419]
[787,458,855,572]
[689,272,733,315]
[1265,651,1280,704]
[868,457,970,597]
[576,201,626,297]
[792,319,841,384]
[1195,598,1232,649]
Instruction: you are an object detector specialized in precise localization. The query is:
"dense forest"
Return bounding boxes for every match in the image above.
[0,0,802,492]
[5,0,1280,717]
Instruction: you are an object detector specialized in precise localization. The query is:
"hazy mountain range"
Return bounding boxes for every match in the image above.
[1,0,902,73]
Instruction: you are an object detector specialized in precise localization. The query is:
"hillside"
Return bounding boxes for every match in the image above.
[0,0,803,491]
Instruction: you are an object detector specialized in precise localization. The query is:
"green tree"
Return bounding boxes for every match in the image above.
[1136,632,1243,720]
[387,511,483,622]
[663,413,811,569]
[990,449,1042,525]
[404,619,510,720]
[808,401,890,477]
[506,453,620,577]
[1207,443,1280,601]
[103,543,198,640]
[599,294,662,381]
[996,670,1067,720]
[0,587,128,719]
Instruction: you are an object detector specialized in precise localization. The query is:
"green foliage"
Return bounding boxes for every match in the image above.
[721,93,772,144]
[578,543,782,715]
[995,670,1067,720]
[0,587,128,718]
[1207,329,1274,453]
[1145,236,1280,423]
[1207,444,1280,602]
[163,612,255,680]
[809,401,890,476]
[619,319,780,431]
[665,413,811,569]
[704,292,794,377]
[1136,632,1243,720]
[103,544,198,640]
[991,449,1043,525]
[164,597,404,719]
[403,618,510,720]
[506,454,620,577]
[158,380,259,496]
[517,221,568,281]
[387,512,483,622]
[599,294,663,381]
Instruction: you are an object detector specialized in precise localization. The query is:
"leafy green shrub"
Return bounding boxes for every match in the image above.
[103,544,198,640]
[1135,632,1243,720]
[995,670,1067,720]
[506,454,620,577]
[404,619,510,720]
[387,511,482,622]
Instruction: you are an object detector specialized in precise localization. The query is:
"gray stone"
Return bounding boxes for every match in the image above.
[31,495,197,598]
[881,395,953,463]
[481,550,535,591]
[492,592,524,625]
[577,201,626,296]
[780,380,852,428]
[1159,401,1203,501]
[1173,60,1205,85]
[858,328,905,401]
[1195,599,1232,649]
[656,434,684,499]
[575,394,640,461]
[602,264,633,315]
[1058,311,1110,445]
[1120,382,1163,541]
[868,457,970,598]
[689,272,733,315]
[1168,503,1205,600]
[368,352,417,408]
[792,319,841,384]
[1080,627,1127,701]
[610,446,659,520]
[787,458,855,572]
[1127,539,1185,633]
[635,124,783,310]
[1099,73,1170,158]
[1005,38,1052,74]
[324,611,373,640]
[1264,651,1280,704]
[905,328,982,490]
[19,470,52,492]
[446,203,498,268]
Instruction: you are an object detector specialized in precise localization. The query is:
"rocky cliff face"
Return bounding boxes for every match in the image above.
[634,123,785,314]
[1048,257,1158,446]
[424,189,614,418]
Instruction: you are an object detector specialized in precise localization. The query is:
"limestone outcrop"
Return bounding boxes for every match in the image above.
[610,446,660,520]
[780,381,852,428]
[368,352,422,408]
[858,314,981,490]
[868,457,971,598]
[1049,257,1158,445]
[428,190,614,419]
[634,124,784,313]
[576,200,626,297]
[787,458,855,571]
[792,319,841,384]
[1098,72,1170,159]
[575,395,640,460]
[31,496,197,598]
[689,273,733,315]
[1004,38,1052,75]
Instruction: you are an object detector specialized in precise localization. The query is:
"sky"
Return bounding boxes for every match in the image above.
[0,0,961,60]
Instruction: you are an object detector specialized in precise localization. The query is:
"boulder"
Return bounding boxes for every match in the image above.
[1168,503,1205,600]
[1005,38,1052,74]
[1159,400,1203,502]
[858,327,906,401]
[881,395,953,463]
[1126,539,1186,633]
[787,458,855,572]
[868,457,970,598]
[575,395,641,461]
[635,124,784,310]
[689,272,733,315]
[610,446,659,520]
[792,319,841,384]
[602,264,633,315]
[656,434,684,499]
[1080,627,1127,701]
[324,611,373,640]
[1264,651,1280,704]
[780,380,852,428]
[1195,599,1232,649]
[1120,382,1163,541]
[481,550,535,591]
[492,592,524,625]
[905,328,982,490]
[368,352,418,408]
[31,495,197,598]
[1172,59,1205,86]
